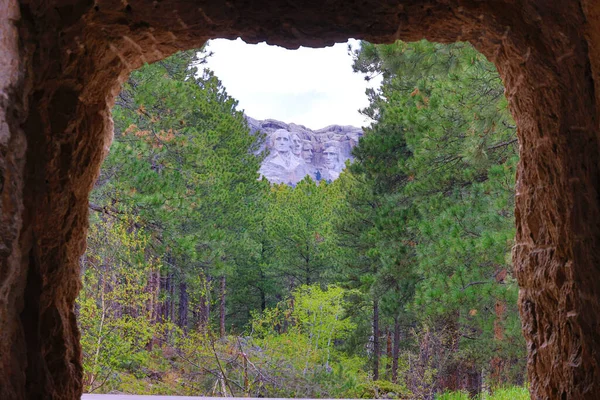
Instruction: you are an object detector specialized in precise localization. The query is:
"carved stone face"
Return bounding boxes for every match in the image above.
[272,129,291,153]
[302,143,314,163]
[323,145,339,169]
[291,133,302,156]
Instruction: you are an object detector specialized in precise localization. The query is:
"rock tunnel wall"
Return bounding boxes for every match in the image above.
[0,0,599,398]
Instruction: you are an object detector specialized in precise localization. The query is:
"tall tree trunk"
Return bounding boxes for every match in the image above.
[386,327,393,379]
[305,243,311,285]
[168,271,175,324]
[147,269,154,321]
[178,280,188,332]
[151,269,160,323]
[259,269,267,312]
[198,275,211,333]
[219,275,226,338]
[145,269,160,351]
[491,269,507,387]
[159,272,168,323]
[439,315,460,392]
[260,287,266,312]
[160,271,174,340]
[392,316,401,384]
[88,266,108,391]
[373,298,380,381]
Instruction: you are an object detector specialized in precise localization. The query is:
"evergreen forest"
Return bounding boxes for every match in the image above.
[79,41,528,399]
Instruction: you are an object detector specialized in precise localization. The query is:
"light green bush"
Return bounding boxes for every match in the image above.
[436,386,529,400]
[486,386,530,400]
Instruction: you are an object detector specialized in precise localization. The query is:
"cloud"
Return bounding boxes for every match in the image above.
[203,38,380,130]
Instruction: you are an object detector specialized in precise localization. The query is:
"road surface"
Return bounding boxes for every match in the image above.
[83,396,336,400]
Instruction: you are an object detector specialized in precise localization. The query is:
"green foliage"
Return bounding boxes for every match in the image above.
[252,285,355,364]
[247,284,366,398]
[78,40,527,398]
[91,48,269,332]
[486,386,530,400]
[104,52,264,259]
[346,39,525,391]
[436,386,530,400]
[81,49,270,391]
[266,178,338,286]
[352,380,411,399]
[79,214,164,392]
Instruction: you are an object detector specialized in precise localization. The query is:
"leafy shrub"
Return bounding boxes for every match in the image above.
[435,386,529,400]
[351,380,411,399]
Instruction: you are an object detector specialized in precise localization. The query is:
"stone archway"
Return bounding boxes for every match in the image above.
[1,0,599,398]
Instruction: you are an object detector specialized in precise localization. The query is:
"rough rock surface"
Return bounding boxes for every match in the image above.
[247,116,362,184]
[1,0,600,399]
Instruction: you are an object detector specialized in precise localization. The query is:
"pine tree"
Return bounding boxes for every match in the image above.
[90,49,265,334]
[349,40,525,392]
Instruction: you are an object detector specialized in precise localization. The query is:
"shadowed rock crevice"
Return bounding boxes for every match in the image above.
[1,0,599,399]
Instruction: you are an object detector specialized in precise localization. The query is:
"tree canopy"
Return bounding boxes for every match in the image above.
[79,42,526,398]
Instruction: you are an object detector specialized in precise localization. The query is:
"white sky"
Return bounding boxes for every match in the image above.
[203,39,381,130]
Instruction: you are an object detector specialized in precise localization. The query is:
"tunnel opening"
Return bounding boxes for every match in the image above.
[76,39,526,398]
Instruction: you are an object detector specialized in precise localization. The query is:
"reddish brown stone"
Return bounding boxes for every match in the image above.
[1,0,599,399]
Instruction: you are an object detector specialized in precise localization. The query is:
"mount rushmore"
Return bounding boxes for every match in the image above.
[246,116,364,185]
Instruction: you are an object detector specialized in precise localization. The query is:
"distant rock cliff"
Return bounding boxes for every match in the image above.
[246,116,363,185]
